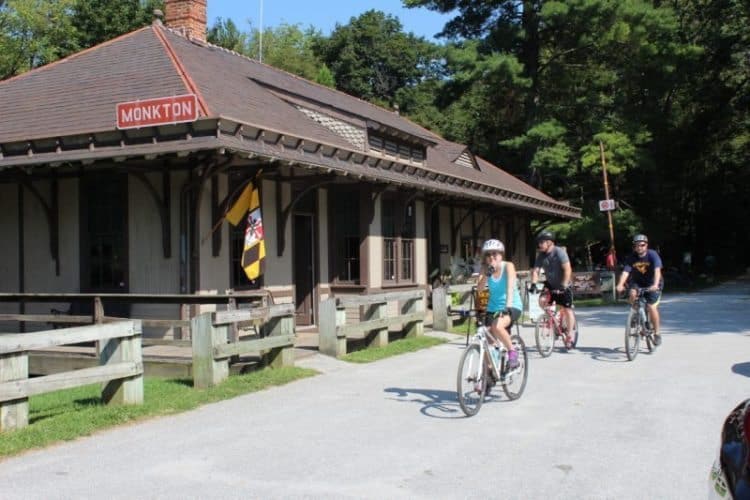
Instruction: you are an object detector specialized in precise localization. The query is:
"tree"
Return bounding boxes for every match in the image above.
[207,17,249,54]
[0,0,77,79]
[208,19,330,84]
[249,24,327,81]
[70,0,162,51]
[314,10,439,102]
[404,0,715,268]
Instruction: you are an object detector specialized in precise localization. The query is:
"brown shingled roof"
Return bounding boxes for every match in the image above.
[0,27,191,143]
[0,22,579,218]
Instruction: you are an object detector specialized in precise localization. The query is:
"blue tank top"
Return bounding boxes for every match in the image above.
[486,262,523,313]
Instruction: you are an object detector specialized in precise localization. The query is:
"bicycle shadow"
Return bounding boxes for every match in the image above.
[384,387,515,419]
[732,362,750,378]
[573,345,633,362]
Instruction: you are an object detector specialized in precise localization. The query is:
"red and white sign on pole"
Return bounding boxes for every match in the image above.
[598,199,616,211]
[116,94,198,129]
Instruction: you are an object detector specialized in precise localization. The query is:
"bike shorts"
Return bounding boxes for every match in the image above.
[483,307,521,328]
[545,284,573,308]
[629,285,662,306]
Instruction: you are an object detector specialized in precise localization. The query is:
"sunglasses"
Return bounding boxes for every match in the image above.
[634,243,647,247]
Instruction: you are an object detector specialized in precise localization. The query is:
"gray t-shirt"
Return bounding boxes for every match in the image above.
[534,246,570,289]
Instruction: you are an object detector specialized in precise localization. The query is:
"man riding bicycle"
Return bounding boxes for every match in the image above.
[616,234,664,345]
[530,230,576,348]
[476,239,523,368]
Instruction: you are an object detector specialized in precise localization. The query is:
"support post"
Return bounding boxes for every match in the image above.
[261,314,295,368]
[431,286,448,331]
[100,320,144,405]
[191,312,229,388]
[0,351,29,432]
[599,141,617,266]
[319,298,346,357]
[403,293,425,338]
[365,302,388,349]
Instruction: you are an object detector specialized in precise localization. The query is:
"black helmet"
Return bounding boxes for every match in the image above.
[632,234,648,244]
[536,230,555,243]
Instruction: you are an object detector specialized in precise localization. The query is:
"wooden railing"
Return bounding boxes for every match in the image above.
[190,303,296,388]
[0,292,270,341]
[318,289,425,358]
[0,321,143,432]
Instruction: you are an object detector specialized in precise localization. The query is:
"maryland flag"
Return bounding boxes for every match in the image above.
[226,182,266,280]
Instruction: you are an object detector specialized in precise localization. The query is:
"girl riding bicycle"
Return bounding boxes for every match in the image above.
[476,239,524,368]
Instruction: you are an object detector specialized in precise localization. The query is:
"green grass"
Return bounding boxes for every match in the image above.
[340,335,447,363]
[0,366,316,458]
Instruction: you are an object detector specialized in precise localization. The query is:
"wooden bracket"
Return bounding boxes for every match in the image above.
[276,175,336,256]
[21,177,60,275]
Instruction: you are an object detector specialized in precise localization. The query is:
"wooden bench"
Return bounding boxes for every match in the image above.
[318,290,425,358]
[0,320,143,432]
[190,303,296,388]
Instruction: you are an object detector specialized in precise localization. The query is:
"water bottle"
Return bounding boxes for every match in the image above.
[491,347,500,367]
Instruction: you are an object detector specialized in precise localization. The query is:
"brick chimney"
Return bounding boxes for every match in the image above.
[164,0,207,42]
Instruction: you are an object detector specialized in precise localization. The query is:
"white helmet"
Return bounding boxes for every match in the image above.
[481,239,505,254]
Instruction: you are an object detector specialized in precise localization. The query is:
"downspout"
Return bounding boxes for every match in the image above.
[18,184,25,332]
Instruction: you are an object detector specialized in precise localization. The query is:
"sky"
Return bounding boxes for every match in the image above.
[205,0,455,42]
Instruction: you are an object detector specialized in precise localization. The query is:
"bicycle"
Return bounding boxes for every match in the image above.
[624,288,657,361]
[533,286,580,358]
[456,310,528,417]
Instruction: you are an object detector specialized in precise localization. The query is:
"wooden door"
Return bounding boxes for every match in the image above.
[293,214,315,325]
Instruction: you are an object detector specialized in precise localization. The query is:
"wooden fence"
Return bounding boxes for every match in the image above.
[318,290,425,358]
[190,303,296,388]
[0,320,143,432]
[0,292,270,341]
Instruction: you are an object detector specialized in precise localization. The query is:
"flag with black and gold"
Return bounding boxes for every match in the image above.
[225,182,265,280]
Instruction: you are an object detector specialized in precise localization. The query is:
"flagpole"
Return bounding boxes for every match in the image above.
[259,0,263,63]
[200,170,263,243]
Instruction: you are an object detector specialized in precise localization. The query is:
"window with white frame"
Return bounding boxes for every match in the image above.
[382,193,415,284]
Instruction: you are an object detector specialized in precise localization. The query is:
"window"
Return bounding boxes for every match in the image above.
[330,188,361,283]
[382,193,415,284]
[368,132,426,164]
[80,172,128,292]
[229,172,263,290]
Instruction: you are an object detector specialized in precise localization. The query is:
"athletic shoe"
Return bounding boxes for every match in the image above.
[508,349,520,369]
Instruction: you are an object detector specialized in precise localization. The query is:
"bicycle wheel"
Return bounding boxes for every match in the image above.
[534,313,554,358]
[457,344,486,416]
[624,309,640,361]
[502,335,528,400]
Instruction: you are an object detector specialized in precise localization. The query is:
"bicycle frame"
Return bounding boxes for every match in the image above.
[624,288,655,360]
[540,301,565,338]
[633,290,653,334]
[477,324,508,379]
[534,288,579,357]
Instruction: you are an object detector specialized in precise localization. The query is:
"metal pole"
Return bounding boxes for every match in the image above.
[258,0,263,63]
[18,184,25,333]
[599,141,616,261]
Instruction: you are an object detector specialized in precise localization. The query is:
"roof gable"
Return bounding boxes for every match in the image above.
[0,27,191,143]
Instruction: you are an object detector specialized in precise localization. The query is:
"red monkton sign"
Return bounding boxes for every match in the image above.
[116,94,198,129]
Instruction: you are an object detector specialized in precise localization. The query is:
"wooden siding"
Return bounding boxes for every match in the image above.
[198,172,229,292]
